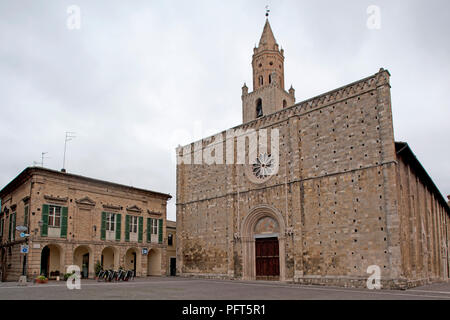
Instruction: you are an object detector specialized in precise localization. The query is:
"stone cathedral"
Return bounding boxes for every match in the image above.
[176,19,450,289]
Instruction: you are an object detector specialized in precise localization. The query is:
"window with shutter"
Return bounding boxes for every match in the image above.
[8,214,12,241]
[24,205,29,226]
[158,219,163,244]
[138,216,143,243]
[41,204,49,237]
[101,212,106,240]
[115,213,121,241]
[125,215,130,242]
[60,207,68,238]
[12,213,16,241]
[147,218,151,243]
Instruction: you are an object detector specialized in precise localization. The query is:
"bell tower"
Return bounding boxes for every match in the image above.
[242,18,295,123]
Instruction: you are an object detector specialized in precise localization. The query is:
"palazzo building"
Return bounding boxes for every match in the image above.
[175,19,450,288]
[0,166,172,281]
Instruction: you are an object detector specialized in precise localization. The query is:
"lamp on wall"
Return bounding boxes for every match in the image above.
[34,220,44,236]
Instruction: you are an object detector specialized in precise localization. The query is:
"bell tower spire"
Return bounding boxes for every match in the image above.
[241,14,295,123]
[252,18,284,91]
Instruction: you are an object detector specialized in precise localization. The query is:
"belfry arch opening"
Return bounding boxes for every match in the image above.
[258,75,263,86]
[256,98,263,118]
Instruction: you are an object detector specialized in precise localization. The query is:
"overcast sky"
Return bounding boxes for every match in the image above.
[1,0,449,220]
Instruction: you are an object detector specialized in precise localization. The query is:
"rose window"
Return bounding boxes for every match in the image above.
[252,153,275,179]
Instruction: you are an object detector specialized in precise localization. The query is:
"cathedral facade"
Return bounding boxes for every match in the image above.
[176,19,450,289]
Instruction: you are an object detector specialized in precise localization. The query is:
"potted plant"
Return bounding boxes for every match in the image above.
[63,271,76,281]
[35,275,48,284]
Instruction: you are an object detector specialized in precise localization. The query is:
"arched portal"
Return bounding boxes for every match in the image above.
[73,245,93,278]
[240,205,286,281]
[40,244,63,279]
[147,248,162,276]
[101,246,119,270]
[125,248,141,276]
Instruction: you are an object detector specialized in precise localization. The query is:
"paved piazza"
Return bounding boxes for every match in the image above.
[0,277,449,300]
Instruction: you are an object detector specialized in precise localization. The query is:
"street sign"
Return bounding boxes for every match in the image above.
[20,245,29,254]
[16,226,28,232]
[20,232,30,238]
[142,248,148,255]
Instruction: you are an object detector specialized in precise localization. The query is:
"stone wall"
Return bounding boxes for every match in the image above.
[396,153,449,285]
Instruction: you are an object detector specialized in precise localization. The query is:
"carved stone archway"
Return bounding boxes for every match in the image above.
[240,205,286,281]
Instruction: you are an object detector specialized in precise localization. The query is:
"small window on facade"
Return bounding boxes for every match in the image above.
[48,205,61,227]
[269,74,272,84]
[256,98,263,118]
[106,213,115,231]
[283,100,287,108]
[168,233,173,246]
[258,76,263,86]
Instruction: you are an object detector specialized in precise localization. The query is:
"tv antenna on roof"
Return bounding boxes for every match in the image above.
[62,131,76,172]
[33,152,49,167]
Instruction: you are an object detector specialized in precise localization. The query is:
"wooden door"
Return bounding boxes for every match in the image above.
[255,237,279,277]
[170,258,176,276]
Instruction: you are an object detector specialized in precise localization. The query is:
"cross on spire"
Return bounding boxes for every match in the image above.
[265,5,270,18]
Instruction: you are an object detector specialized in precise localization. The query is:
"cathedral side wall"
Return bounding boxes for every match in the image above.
[396,155,450,286]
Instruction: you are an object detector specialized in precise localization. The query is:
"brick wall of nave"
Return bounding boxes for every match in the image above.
[396,156,450,283]
[177,164,398,284]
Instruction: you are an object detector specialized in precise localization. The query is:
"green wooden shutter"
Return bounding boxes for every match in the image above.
[125,215,130,242]
[8,214,12,241]
[12,213,16,241]
[101,212,106,240]
[138,216,143,243]
[60,207,68,238]
[158,219,163,244]
[147,218,151,243]
[41,204,49,237]
[24,205,29,226]
[115,213,121,241]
